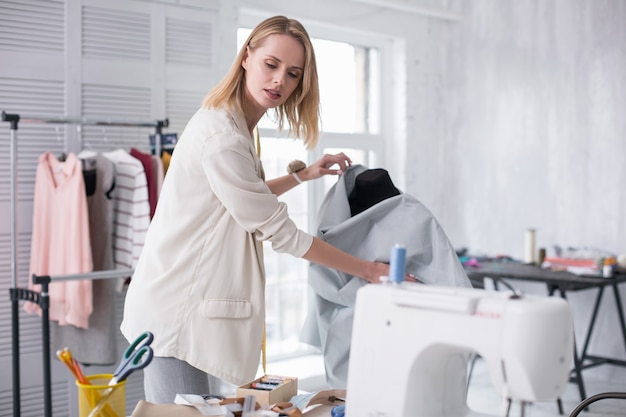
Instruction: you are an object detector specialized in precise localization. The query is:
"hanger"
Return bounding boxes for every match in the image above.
[55,126,67,161]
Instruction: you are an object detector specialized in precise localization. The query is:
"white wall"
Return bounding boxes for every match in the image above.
[432,0,626,262]
[435,0,626,382]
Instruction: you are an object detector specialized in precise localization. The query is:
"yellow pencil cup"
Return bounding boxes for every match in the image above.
[76,374,126,417]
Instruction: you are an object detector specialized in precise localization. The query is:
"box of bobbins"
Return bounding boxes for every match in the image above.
[236,375,298,406]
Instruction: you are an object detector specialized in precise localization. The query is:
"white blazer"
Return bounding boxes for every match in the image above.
[121,107,313,385]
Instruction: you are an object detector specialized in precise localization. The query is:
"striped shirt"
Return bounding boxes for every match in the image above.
[103,149,150,269]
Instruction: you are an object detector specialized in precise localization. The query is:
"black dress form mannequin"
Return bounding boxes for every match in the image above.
[347,168,400,216]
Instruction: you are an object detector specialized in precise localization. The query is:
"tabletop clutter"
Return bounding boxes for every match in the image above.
[171,375,299,416]
[165,375,347,417]
[60,330,342,417]
[460,240,626,278]
[131,378,347,417]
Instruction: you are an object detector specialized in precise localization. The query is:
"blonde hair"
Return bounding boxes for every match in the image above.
[202,16,320,149]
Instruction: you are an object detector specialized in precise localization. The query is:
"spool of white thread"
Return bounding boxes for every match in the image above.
[525,229,536,264]
[617,254,626,272]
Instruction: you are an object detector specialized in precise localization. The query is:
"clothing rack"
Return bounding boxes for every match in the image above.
[1,111,168,417]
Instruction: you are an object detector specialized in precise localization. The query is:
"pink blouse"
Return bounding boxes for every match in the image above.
[25,152,93,329]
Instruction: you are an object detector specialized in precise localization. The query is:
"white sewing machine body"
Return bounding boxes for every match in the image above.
[345,283,574,417]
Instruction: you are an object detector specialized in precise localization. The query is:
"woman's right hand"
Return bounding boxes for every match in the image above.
[303,238,421,285]
[301,152,352,181]
[366,262,420,284]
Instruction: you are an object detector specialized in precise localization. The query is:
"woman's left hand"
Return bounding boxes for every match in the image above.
[301,152,352,181]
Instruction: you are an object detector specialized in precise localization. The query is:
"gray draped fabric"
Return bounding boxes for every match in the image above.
[300,164,471,388]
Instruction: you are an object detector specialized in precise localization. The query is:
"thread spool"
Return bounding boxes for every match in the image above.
[538,247,546,266]
[524,229,536,264]
[390,244,406,283]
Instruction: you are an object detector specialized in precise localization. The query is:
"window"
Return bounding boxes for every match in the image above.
[237,20,388,359]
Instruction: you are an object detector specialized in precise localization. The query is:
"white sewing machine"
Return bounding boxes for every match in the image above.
[345,283,574,417]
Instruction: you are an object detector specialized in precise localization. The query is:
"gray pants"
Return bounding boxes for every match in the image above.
[143,356,233,404]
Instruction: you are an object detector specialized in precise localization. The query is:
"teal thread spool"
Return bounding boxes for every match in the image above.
[390,244,406,283]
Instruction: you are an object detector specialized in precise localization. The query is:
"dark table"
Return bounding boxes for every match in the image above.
[465,262,626,403]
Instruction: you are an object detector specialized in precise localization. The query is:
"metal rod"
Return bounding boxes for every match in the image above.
[581,287,604,360]
[8,115,21,417]
[2,111,168,129]
[32,269,134,284]
[11,292,20,417]
[40,278,51,417]
[568,392,626,417]
[612,283,626,357]
[9,124,18,289]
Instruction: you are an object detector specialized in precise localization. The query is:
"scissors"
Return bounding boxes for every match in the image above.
[87,332,154,417]
[109,331,154,386]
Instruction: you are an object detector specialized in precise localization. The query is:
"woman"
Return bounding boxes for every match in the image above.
[121,15,410,403]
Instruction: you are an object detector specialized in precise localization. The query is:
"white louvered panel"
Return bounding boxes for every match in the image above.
[0,78,65,115]
[5,380,69,417]
[1,311,46,359]
[166,17,212,67]
[0,392,10,417]
[12,310,42,355]
[17,233,31,288]
[0,231,32,297]
[0,242,13,358]
[0,77,64,202]
[82,5,150,61]
[12,125,67,201]
[166,89,204,135]
[111,288,147,414]
[0,234,33,322]
[81,83,154,152]
[16,372,47,415]
[82,84,151,119]
[0,0,63,54]
[1,235,39,355]
[51,381,70,417]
